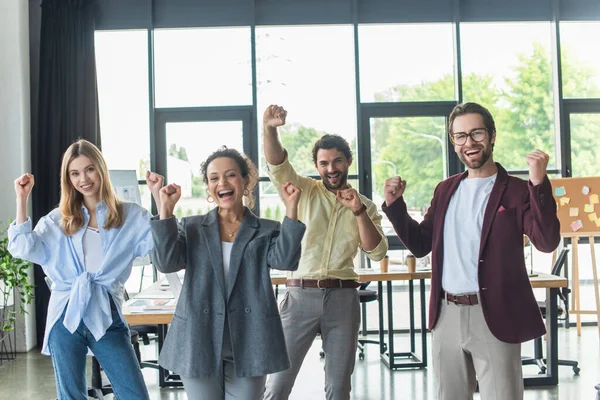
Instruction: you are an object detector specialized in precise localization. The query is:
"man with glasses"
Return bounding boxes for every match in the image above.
[382,102,560,400]
[261,104,388,400]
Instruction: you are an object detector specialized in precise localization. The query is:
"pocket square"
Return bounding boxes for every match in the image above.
[497,205,506,212]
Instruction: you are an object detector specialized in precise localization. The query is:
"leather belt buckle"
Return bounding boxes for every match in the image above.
[317,279,323,289]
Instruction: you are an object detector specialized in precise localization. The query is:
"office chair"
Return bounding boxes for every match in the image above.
[521,248,580,375]
[356,280,381,360]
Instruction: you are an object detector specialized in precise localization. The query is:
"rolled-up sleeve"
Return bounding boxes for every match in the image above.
[361,201,389,261]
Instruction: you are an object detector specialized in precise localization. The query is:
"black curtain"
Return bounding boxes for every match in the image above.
[32,0,101,348]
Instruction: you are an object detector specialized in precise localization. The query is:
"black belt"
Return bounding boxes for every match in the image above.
[286,278,360,289]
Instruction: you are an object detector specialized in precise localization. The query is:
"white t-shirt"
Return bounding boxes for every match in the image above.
[221,241,234,292]
[83,226,102,273]
[442,174,497,294]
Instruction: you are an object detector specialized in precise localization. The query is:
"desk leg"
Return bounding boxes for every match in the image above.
[378,281,385,354]
[379,279,427,370]
[158,324,166,388]
[524,287,558,386]
[386,280,395,364]
[420,279,428,368]
[409,280,415,353]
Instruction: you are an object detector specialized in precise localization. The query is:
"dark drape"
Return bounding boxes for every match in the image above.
[32,0,101,348]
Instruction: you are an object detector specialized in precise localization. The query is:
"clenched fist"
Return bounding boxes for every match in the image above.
[336,188,362,213]
[264,105,287,128]
[15,173,35,199]
[384,177,407,207]
[526,150,549,186]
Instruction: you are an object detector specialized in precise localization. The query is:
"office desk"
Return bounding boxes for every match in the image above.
[123,271,566,387]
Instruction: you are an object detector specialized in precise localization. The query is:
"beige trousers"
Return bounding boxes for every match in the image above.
[432,298,524,400]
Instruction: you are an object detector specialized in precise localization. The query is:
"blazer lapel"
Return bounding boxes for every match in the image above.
[201,208,226,299]
[478,163,509,257]
[226,208,259,301]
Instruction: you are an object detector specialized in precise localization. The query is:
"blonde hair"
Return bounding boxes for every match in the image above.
[59,139,123,236]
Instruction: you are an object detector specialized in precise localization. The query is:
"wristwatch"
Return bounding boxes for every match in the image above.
[353,203,367,216]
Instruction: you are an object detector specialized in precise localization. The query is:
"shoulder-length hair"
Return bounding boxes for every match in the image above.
[59,139,123,236]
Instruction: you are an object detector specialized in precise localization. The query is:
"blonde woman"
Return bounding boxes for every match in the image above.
[8,139,162,400]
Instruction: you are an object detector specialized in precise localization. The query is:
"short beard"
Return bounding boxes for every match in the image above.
[321,171,349,191]
[459,146,492,170]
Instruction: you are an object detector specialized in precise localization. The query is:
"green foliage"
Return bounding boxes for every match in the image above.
[192,176,205,198]
[169,144,189,162]
[0,221,34,332]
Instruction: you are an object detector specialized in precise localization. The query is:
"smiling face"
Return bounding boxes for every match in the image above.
[206,157,247,210]
[68,155,102,202]
[451,113,496,172]
[314,148,351,191]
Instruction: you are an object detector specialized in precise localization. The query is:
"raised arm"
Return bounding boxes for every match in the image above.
[523,150,560,252]
[9,173,53,265]
[150,183,187,273]
[263,104,288,166]
[382,176,435,258]
[267,182,306,270]
[15,173,34,224]
[145,171,164,213]
[336,189,387,260]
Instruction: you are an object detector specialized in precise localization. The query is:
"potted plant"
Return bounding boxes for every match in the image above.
[0,220,34,361]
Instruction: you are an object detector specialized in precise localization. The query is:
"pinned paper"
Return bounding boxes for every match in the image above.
[596,219,600,228]
[584,204,595,213]
[589,212,598,222]
[569,207,579,217]
[582,186,591,195]
[560,197,571,206]
[554,187,566,197]
[591,194,599,204]
[571,220,583,232]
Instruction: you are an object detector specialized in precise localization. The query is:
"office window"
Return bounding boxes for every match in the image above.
[95,30,150,184]
[461,22,557,172]
[256,25,358,177]
[154,27,252,107]
[570,113,600,177]
[358,23,455,102]
[560,22,600,99]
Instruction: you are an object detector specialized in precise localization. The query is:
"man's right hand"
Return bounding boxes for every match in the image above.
[15,173,34,200]
[384,176,407,207]
[159,184,181,218]
[263,105,287,128]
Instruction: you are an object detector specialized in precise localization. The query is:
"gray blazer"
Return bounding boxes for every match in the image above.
[150,207,305,378]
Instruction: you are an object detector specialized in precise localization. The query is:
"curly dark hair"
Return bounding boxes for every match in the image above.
[200,147,258,208]
[311,134,353,165]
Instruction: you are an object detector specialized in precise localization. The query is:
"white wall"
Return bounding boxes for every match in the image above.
[0,0,36,352]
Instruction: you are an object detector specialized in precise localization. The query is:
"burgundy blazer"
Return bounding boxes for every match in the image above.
[382,163,561,344]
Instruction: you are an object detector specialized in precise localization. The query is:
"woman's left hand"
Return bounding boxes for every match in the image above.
[146,171,165,195]
[281,182,301,220]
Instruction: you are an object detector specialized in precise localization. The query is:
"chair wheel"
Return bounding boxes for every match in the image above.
[359,352,365,360]
[320,351,325,359]
[573,367,580,375]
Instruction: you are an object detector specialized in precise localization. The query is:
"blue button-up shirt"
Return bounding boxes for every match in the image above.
[8,202,153,355]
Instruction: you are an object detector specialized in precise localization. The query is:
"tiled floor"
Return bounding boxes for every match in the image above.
[0,324,598,399]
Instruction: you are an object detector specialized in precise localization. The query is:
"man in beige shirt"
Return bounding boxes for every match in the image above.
[262,105,388,400]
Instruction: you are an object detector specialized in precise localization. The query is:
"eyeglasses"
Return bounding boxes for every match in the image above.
[450,128,489,146]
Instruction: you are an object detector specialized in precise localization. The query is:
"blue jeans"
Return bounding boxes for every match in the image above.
[48,300,150,400]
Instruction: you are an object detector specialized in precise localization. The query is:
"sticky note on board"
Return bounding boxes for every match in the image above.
[582,186,591,195]
[571,220,583,232]
[591,194,599,204]
[554,187,566,196]
[596,219,600,228]
[569,207,579,217]
[588,212,598,222]
[560,197,571,206]
[584,204,595,213]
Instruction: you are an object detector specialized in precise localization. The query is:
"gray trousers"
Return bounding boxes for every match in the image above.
[182,324,266,400]
[263,287,360,400]
[433,298,524,400]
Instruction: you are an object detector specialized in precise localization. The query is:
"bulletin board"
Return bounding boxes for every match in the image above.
[550,176,600,236]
